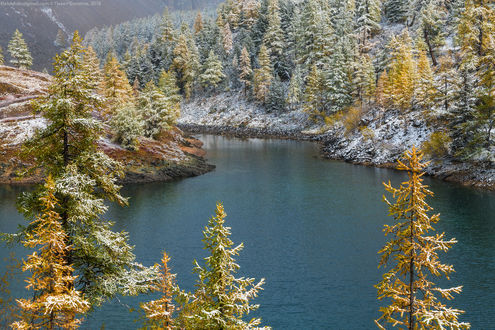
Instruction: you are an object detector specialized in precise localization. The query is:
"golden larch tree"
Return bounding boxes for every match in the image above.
[375,147,470,330]
[141,252,177,330]
[12,177,89,330]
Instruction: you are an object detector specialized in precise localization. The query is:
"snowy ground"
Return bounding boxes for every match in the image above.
[179,92,495,190]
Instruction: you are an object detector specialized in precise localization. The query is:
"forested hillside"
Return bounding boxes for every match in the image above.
[84,0,495,169]
[0,0,221,70]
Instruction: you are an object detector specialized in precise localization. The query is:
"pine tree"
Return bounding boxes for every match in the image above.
[160,8,177,43]
[200,50,226,90]
[20,32,157,307]
[12,177,90,330]
[101,53,135,117]
[55,28,66,48]
[240,0,260,28]
[253,44,273,103]
[139,81,178,138]
[141,252,177,329]
[176,203,266,329]
[375,147,470,330]
[7,29,33,69]
[286,65,303,109]
[110,105,144,150]
[239,46,253,95]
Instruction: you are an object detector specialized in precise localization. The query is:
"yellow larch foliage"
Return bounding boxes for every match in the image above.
[12,177,89,330]
[253,44,272,104]
[101,53,135,117]
[376,70,390,108]
[141,252,177,330]
[375,147,470,330]
[387,31,417,111]
[415,50,436,111]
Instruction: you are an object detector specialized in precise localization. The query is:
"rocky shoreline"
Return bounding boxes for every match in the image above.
[179,123,495,191]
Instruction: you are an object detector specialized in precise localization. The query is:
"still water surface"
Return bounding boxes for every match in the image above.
[1,135,494,329]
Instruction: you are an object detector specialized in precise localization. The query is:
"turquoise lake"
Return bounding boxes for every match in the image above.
[1,135,494,329]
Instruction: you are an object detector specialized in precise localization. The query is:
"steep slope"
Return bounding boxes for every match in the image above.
[0,65,213,184]
[0,0,222,71]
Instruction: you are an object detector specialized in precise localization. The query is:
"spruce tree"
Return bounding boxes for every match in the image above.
[355,0,382,49]
[139,81,178,138]
[200,50,226,90]
[176,203,266,329]
[253,44,273,104]
[12,177,89,329]
[239,46,253,95]
[375,147,470,330]
[8,29,33,69]
[110,105,144,151]
[384,0,408,23]
[286,65,303,109]
[416,0,446,66]
[263,0,285,79]
[19,32,157,307]
[304,64,325,120]
[434,53,459,114]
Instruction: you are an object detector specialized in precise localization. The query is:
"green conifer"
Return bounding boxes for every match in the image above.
[8,29,33,69]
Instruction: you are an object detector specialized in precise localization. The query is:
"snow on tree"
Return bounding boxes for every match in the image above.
[12,177,90,329]
[83,45,103,90]
[286,65,303,109]
[200,50,226,90]
[355,0,382,49]
[304,64,325,120]
[253,44,273,103]
[101,53,135,117]
[175,203,267,329]
[19,32,158,307]
[160,8,177,43]
[110,105,144,150]
[141,252,177,329]
[173,33,199,100]
[194,12,204,34]
[354,53,376,108]
[415,50,436,111]
[239,46,253,95]
[384,0,408,23]
[387,30,417,111]
[415,0,447,66]
[139,81,178,138]
[263,0,285,78]
[7,29,33,69]
[0,46,4,65]
[267,76,286,112]
[375,147,470,330]
[434,53,459,114]
[55,28,67,48]
[376,70,391,108]
[240,0,260,28]
[221,22,234,55]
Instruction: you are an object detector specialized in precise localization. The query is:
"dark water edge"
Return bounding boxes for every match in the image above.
[1,135,494,329]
